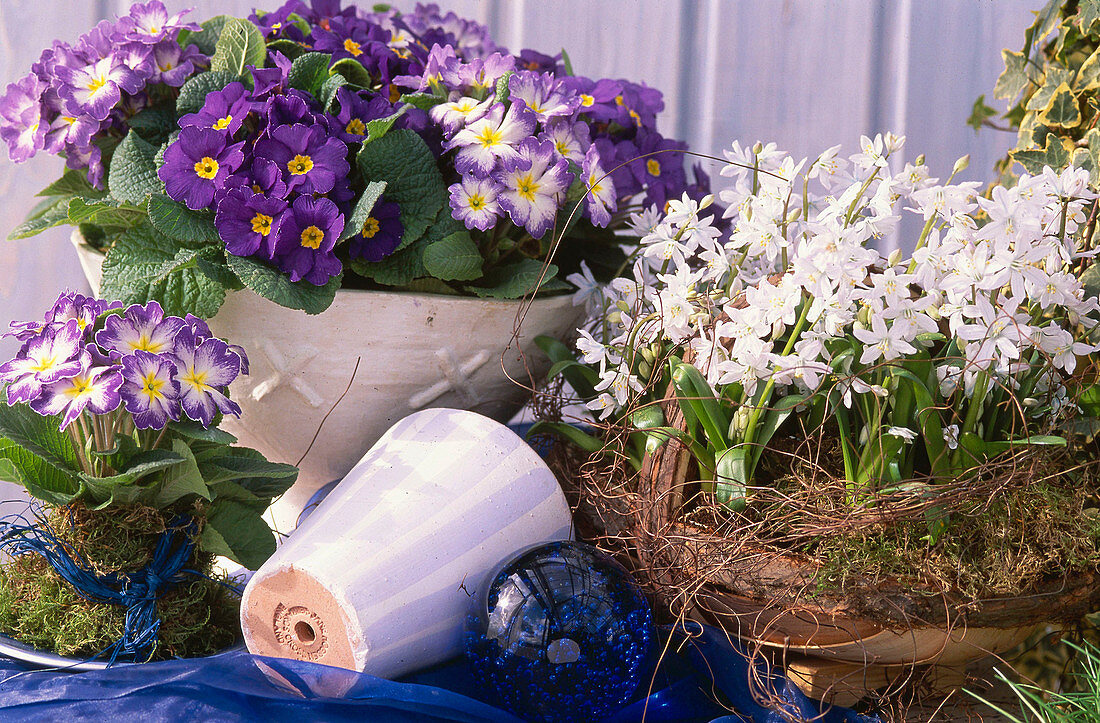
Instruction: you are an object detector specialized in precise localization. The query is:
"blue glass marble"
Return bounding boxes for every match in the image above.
[464,541,655,723]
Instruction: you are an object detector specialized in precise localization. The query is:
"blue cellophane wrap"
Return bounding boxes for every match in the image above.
[0,623,877,722]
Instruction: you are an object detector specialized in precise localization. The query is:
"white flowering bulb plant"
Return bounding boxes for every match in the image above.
[541,134,1100,535]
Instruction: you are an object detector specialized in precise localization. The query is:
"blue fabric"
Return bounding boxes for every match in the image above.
[0,624,877,722]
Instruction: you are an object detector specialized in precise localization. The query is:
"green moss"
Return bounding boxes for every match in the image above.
[0,503,240,660]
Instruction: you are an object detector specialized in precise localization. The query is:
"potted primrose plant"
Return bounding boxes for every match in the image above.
[0,1,708,529]
[535,135,1100,705]
[0,291,296,664]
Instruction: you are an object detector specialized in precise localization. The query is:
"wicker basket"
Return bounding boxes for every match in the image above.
[568,392,1100,705]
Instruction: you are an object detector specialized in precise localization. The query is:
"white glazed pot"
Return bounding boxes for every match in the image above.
[72,234,583,532]
[240,408,574,681]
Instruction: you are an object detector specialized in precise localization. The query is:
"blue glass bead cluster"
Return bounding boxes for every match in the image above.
[465,541,655,723]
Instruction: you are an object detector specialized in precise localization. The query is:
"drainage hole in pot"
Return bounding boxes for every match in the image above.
[295,621,317,645]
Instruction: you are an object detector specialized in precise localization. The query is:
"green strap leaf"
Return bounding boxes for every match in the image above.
[330,57,372,87]
[525,420,604,454]
[37,169,105,199]
[8,197,72,240]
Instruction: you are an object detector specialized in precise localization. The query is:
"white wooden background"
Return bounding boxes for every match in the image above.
[0,0,1037,358]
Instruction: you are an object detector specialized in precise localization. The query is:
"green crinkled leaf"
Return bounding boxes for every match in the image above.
[126,105,179,144]
[1037,82,1081,127]
[37,169,104,199]
[356,128,446,249]
[330,57,372,87]
[338,180,386,242]
[200,498,277,569]
[348,232,429,285]
[153,440,211,506]
[1011,135,1070,175]
[194,446,297,499]
[180,15,229,56]
[1026,67,1074,111]
[108,130,163,205]
[8,197,71,240]
[177,71,239,115]
[67,198,146,230]
[0,398,81,472]
[468,259,560,299]
[994,49,1034,101]
[224,253,340,314]
[147,194,220,246]
[363,106,408,145]
[168,420,237,445]
[422,231,483,281]
[79,449,188,506]
[0,437,81,506]
[320,73,348,112]
[207,480,265,511]
[266,39,306,61]
[99,223,226,318]
[495,70,513,103]
[288,52,332,95]
[210,17,268,78]
[398,92,445,111]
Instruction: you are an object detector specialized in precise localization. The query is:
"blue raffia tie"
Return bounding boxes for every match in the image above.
[0,510,199,664]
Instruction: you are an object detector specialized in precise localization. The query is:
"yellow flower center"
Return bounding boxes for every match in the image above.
[344,38,363,56]
[30,356,57,373]
[194,157,219,179]
[289,154,314,175]
[87,73,109,94]
[346,118,366,135]
[181,366,209,391]
[555,140,569,156]
[147,25,160,35]
[646,159,661,177]
[468,193,485,211]
[628,108,641,126]
[129,334,165,353]
[141,372,165,401]
[588,175,603,195]
[66,375,91,397]
[516,173,540,201]
[251,213,274,236]
[251,183,263,193]
[361,217,380,238]
[614,95,625,106]
[300,225,324,249]
[580,94,595,107]
[213,115,233,130]
[476,125,503,149]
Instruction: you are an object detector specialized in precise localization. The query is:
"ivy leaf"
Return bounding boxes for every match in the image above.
[1011,135,1071,175]
[288,52,333,95]
[176,71,238,115]
[967,95,997,132]
[338,180,387,242]
[1086,128,1100,186]
[994,49,1034,101]
[210,17,267,79]
[224,253,340,314]
[357,128,446,250]
[330,57,372,86]
[422,231,483,281]
[108,130,163,205]
[180,15,228,56]
[1079,49,1100,93]
[200,498,278,569]
[1078,0,1100,34]
[468,259,559,299]
[99,223,226,318]
[147,194,220,246]
[67,198,146,230]
[37,169,105,199]
[1026,68,1074,111]
[7,197,72,240]
[1037,83,1081,128]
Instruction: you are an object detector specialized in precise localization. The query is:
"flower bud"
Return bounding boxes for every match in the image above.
[638,360,652,379]
[887,248,903,267]
[640,346,656,364]
[953,154,970,175]
[857,304,872,327]
[616,300,631,313]
[700,194,714,210]
[730,406,752,436]
[914,154,926,166]
[1023,397,1040,407]
[608,311,622,325]
[753,142,764,155]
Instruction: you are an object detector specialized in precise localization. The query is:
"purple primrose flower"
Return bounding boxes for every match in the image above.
[55,56,142,122]
[118,349,180,430]
[447,102,536,176]
[214,188,288,259]
[508,71,579,123]
[29,355,122,431]
[180,81,252,134]
[0,74,47,162]
[495,138,572,238]
[0,320,87,404]
[272,195,344,285]
[114,1,200,45]
[159,126,246,210]
[95,300,186,357]
[255,123,350,195]
[349,197,403,262]
[449,174,501,232]
[170,326,242,427]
